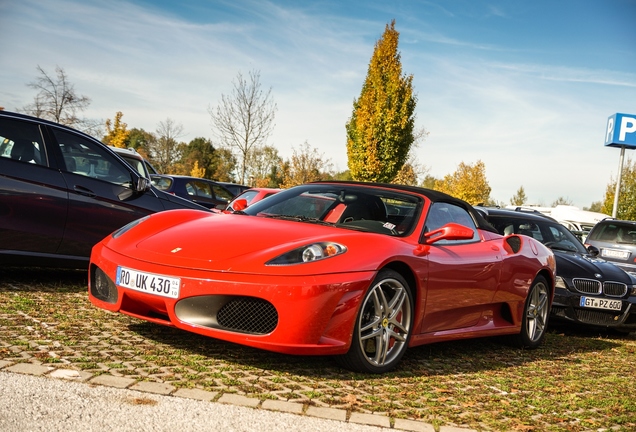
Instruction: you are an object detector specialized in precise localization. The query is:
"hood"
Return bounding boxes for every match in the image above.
[554,250,632,283]
[116,213,396,274]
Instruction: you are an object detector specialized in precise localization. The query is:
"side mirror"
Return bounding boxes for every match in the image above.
[424,223,475,244]
[231,198,248,212]
[586,245,600,257]
[135,176,151,193]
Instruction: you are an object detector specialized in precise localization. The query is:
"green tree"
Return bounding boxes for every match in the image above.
[125,128,156,168]
[434,160,491,205]
[552,196,573,207]
[584,201,603,212]
[246,145,283,187]
[208,147,237,182]
[510,186,527,206]
[180,137,216,179]
[345,20,416,183]
[601,158,636,220]
[103,111,130,148]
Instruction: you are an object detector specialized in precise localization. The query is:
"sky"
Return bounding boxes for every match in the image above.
[1,0,635,208]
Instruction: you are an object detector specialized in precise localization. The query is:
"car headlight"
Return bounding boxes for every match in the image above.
[267,242,347,265]
[112,216,150,238]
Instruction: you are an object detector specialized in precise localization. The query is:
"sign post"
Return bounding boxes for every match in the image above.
[604,113,636,218]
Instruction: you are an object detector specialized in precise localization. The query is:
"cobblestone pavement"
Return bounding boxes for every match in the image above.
[2,267,635,431]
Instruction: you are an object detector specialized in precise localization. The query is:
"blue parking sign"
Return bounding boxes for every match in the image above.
[605,113,636,149]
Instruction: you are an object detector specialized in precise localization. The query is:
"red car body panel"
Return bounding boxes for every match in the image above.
[88,182,556,360]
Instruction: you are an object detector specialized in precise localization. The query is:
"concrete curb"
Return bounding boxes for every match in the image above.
[0,361,477,432]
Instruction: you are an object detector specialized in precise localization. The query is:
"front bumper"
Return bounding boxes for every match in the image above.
[551,284,636,330]
[88,242,377,355]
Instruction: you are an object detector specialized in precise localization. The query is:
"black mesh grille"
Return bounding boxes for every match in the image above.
[603,282,628,297]
[573,278,601,295]
[575,309,621,325]
[216,297,278,335]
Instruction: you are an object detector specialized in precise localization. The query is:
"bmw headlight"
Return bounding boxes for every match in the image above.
[267,242,347,265]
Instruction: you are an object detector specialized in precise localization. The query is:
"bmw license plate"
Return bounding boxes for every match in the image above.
[601,248,630,260]
[580,296,622,311]
[116,266,180,298]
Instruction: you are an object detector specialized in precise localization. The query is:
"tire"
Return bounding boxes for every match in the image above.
[513,275,550,348]
[337,269,413,373]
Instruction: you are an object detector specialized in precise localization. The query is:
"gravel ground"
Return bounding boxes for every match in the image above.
[0,371,391,432]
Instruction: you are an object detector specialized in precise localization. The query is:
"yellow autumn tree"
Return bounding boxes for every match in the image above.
[434,160,492,205]
[345,20,416,183]
[190,160,206,178]
[103,111,130,148]
[601,157,636,219]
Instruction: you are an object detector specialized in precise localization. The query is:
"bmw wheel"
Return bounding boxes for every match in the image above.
[338,269,413,373]
[515,275,550,348]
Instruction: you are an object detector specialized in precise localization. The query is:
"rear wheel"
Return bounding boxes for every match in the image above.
[514,275,550,348]
[337,269,413,373]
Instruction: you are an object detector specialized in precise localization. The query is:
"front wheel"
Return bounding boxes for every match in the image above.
[513,275,550,348]
[337,269,413,374]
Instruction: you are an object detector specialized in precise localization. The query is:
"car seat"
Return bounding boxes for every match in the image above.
[10,139,35,162]
[339,194,386,223]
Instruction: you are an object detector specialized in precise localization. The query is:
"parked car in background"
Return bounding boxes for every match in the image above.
[217,181,249,197]
[224,187,281,212]
[0,111,210,269]
[585,219,636,277]
[89,181,555,373]
[477,207,636,332]
[151,174,235,209]
[110,146,152,179]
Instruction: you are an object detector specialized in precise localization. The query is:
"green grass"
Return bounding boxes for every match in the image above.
[1,267,635,431]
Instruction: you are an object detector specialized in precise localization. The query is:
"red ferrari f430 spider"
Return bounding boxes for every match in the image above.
[89,181,556,373]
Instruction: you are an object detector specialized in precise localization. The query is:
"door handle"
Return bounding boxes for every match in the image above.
[73,185,97,198]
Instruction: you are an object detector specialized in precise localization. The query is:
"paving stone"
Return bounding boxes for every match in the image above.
[394,418,436,432]
[261,399,303,414]
[5,363,52,376]
[440,426,478,432]
[130,381,175,395]
[0,360,13,369]
[49,368,93,381]
[89,374,136,389]
[173,388,217,401]
[349,412,391,428]
[305,406,347,422]
[217,393,260,408]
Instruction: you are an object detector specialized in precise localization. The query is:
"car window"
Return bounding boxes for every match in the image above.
[184,181,210,198]
[589,222,636,245]
[424,202,479,244]
[0,117,47,166]
[53,129,132,186]
[151,176,172,191]
[212,185,233,203]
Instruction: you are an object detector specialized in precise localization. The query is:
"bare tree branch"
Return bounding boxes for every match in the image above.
[209,70,277,184]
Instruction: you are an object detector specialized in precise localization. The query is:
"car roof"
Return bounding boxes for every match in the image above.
[110,146,143,159]
[475,206,560,224]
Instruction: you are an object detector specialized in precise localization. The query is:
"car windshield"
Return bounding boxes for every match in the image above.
[488,215,588,254]
[587,222,636,245]
[243,184,422,236]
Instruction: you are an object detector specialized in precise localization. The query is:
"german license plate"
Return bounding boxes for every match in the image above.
[601,248,630,260]
[116,266,180,298]
[580,296,622,311]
